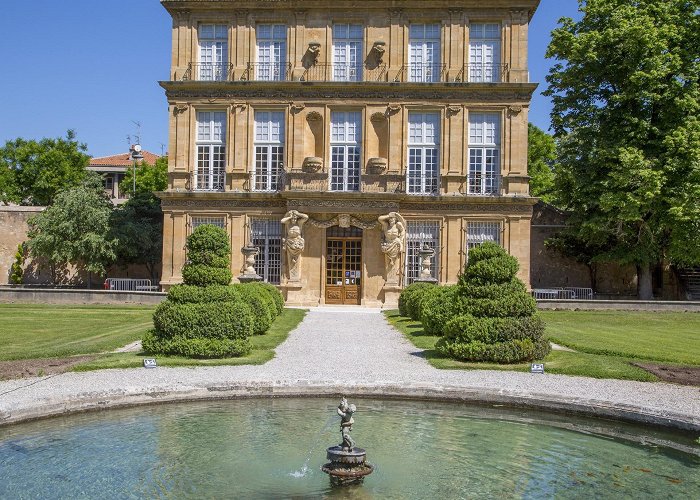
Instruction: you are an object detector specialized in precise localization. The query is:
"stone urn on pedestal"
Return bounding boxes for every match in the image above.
[414,244,438,284]
[238,245,263,283]
[321,397,374,486]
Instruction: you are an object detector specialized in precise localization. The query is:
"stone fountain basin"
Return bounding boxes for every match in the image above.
[326,445,367,464]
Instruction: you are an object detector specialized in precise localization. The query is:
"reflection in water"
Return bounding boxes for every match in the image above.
[0,399,698,498]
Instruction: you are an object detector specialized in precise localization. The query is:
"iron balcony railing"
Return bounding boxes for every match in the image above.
[182,62,233,82]
[456,63,510,83]
[466,173,501,196]
[394,63,447,83]
[190,172,225,192]
[243,62,292,82]
[300,63,387,82]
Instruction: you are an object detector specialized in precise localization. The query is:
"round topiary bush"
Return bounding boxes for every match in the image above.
[167,284,242,304]
[152,300,254,340]
[435,242,550,363]
[233,284,275,335]
[246,282,284,316]
[182,225,232,286]
[142,330,251,358]
[398,282,435,320]
[420,285,459,336]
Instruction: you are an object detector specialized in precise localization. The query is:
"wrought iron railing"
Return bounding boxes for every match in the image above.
[394,63,447,83]
[182,62,233,81]
[466,174,501,196]
[300,64,387,82]
[243,62,292,81]
[190,172,225,192]
[456,63,510,83]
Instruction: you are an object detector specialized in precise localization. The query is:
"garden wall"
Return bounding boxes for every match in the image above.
[0,288,166,305]
[537,299,700,312]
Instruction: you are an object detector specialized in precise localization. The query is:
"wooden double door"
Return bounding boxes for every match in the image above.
[325,227,362,305]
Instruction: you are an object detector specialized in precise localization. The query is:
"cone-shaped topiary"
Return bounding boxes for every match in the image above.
[182,225,232,286]
[435,242,550,363]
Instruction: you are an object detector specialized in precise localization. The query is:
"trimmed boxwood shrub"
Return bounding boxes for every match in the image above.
[398,282,435,320]
[182,225,232,287]
[433,242,550,363]
[152,300,254,340]
[142,330,251,358]
[420,285,459,336]
[233,284,275,335]
[246,282,284,315]
[181,265,233,287]
[167,284,242,304]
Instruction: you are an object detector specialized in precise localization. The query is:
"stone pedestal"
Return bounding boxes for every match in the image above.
[239,246,263,283]
[322,446,374,486]
[382,284,402,308]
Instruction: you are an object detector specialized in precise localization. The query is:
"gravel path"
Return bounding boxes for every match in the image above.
[1,308,699,430]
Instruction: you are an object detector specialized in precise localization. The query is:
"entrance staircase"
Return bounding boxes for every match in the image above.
[678,268,700,300]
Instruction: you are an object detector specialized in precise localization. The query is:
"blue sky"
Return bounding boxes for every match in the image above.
[0,0,581,158]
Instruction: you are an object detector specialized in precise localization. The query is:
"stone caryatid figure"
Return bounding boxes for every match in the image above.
[281,210,309,282]
[337,397,357,450]
[378,212,406,285]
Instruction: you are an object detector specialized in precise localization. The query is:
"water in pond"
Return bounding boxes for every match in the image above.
[0,399,698,498]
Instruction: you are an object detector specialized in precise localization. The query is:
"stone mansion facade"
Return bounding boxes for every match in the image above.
[158,0,540,306]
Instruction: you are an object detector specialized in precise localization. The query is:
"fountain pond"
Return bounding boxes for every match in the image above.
[0,398,698,498]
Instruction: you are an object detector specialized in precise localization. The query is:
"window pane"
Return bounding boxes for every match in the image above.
[251,218,282,284]
[405,220,440,284]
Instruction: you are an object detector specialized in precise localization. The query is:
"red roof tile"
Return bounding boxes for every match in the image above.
[89,150,161,167]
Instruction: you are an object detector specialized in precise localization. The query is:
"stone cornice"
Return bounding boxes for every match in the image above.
[160,81,538,103]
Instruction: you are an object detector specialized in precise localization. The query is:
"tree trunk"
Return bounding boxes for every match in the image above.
[87,271,92,289]
[637,264,654,300]
[587,263,598,293]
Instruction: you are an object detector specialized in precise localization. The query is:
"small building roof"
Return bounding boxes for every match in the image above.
[89,150,161,167]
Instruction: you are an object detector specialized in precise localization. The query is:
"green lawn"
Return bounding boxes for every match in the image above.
[385,309,700,381]
[73,308,307,371]
[0,304,155,360]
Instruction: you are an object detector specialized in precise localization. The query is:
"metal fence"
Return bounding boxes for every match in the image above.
[104,279,159,292]
[532,287,594,300]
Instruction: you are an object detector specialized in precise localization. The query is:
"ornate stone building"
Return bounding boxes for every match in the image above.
[158,0,540,306]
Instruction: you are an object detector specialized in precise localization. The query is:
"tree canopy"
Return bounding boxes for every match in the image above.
[544,0,700,298]
[0,130,90,206]
[527,123,557,204]
[120,157,168,195]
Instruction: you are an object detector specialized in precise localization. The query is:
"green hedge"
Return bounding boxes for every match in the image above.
[435,337,550,364]
[143,330,251,358]
[420,285,460,336]
[181,264,232,287]
[152,300,254,340]
[233,284,275,335]
[167,284,241,304]
[398,282,435,320]
[186,225,231,265]
[442,315,546,345]
[246,282,284,315]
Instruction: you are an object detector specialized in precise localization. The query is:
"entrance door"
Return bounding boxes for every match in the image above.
[325,227,362,305]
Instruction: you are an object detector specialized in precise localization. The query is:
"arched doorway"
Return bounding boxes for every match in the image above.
[325,226,362,305]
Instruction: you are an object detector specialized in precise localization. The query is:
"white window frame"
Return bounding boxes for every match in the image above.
[467,221,502,258]
[191,216,226,231]
[407,112,440,195]
[330,111,362,192]
[405,220,441,284]
[468,113,501,195]
[195,111,226,192]
[408,24,441,83]
[332,24,363,82]
[254,111,285,192]
[198,24,228,81]
[469,23,501,83]
[251,218,282,285]
[256,24,287,81]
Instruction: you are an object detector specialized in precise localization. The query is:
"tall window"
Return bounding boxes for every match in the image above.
[256,24,287,81]
[333,24,363,82]
[330,111,361,191]
[198,24,228,81]
[468,113,500,195]
[254,111,284,192]
[405,221,440,284]
[196,111,226,191]
[469,24,501,83]
[407,112,440,194]
[251,219,282,285]
[467,221,501,257]
[408,24,441,82]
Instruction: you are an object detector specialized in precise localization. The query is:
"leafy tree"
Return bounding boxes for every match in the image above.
[10,243,26,285]
[527,123,557,204]
[110,193,163,282]
[120,157,168,195]
[544,0,700,299]
[0,130,90,206]
[26,183,116,286]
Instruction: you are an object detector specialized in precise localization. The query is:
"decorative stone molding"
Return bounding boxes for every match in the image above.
[230,102,247,113]
[287,199,400,212]
[508,105,523,116]
[310,214,378,230]
[307,42,321,65]
[366,157,388,175]
[281,210,309,283]
[371,41,386,64]
[161,199,286,210]
[378,212,407,286]
[306,111,323,122]
[370,112,387,123]
[386,104,401,115]
[290,102,305,113]
[173,105,188,116]
[302,156,323,173]
[446,105,461,117]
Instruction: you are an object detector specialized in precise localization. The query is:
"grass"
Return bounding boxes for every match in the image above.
[72,308,307,371]
[0,304,155,361]
[384,310,700,381]
[540,310,700,365]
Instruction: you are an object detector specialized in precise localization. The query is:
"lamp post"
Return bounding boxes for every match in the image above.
[130,144,144,195]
